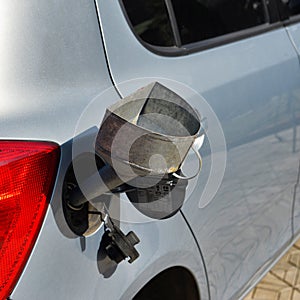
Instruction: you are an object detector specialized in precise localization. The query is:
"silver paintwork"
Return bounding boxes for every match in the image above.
[1,1,209,299]
[285,23,300,236]
[1,0,299,299]
[0,0,112,144]
[96,0,300,299]
[12,133,209,300]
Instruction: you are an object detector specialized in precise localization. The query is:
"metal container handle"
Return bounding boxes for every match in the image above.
[172,143,203,181]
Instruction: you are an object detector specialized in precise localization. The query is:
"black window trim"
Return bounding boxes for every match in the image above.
[283,13,300,26]
[282,14,300,26]
[183,22,283,55]
[165,0,182,47]
[119,0,284,57]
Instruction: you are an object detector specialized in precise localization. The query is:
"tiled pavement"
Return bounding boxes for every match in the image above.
[244,240,300,300]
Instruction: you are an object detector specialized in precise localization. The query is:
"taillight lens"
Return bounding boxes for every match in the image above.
[0,141,60,300]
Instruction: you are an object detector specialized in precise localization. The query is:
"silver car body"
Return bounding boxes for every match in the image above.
[0,1,299,299]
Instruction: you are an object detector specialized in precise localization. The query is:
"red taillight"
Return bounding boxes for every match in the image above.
[0,141,60,299]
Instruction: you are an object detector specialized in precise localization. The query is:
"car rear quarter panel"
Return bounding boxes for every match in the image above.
[0,1,209,299]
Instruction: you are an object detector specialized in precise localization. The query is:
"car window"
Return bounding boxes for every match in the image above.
[171,0,268,44]
[121,0,176,47]
[281,0,300,17]
[121,0,270,48]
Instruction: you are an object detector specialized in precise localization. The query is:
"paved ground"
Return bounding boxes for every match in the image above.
[244,240,300,300]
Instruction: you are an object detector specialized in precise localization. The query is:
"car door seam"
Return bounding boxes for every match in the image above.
[93,0,123,99]
[285,27,300,61]
[180,210,211,300]
[292,160,300,236]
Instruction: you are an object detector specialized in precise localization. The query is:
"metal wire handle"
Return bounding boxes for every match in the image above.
[172,144,202,180]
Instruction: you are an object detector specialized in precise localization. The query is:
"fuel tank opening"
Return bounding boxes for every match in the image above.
[66,82,202,219]
[62,82,203,266]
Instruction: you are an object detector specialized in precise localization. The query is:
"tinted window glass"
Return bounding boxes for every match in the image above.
[122,0,175,46]
[283,0,300,16]
[171,0,267,44]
